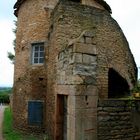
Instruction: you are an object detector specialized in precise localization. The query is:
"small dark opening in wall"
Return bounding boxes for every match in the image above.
[39,77,44,81]
[21,47,24,51]
[68,0,81,3]
[50,24,53,31]
[85,95,88,101]
[108,68,130,98]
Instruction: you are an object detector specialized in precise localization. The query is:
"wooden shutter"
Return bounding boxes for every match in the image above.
[28,101,43,126]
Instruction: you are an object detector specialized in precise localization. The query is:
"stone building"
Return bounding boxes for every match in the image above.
[13,0,139,140]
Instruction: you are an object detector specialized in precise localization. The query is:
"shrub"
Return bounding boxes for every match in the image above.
[132,79,140,93]
[0,94,10,104]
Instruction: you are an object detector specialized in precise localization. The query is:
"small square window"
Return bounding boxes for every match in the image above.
[32,43,45,64]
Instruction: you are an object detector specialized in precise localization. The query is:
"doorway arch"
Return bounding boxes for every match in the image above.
[108,68,130,98]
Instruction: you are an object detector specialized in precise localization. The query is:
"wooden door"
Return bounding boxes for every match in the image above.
[55,95,67,140]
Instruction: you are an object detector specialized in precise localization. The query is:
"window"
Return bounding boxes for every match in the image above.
[32,43,45,64]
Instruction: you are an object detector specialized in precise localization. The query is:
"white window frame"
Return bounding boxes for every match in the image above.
[31,43,45,65]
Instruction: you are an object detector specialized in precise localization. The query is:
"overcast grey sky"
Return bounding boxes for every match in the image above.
[0,0,140,87]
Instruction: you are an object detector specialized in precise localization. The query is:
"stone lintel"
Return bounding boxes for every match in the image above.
[73,43,97,55]
[56,85,98,96]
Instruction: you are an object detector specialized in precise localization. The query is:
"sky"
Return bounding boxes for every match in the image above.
[0,0,16,87]
[0,0,140,87]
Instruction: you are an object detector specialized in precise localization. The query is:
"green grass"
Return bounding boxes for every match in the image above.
[3,107,45,140]
[3,107,22,140]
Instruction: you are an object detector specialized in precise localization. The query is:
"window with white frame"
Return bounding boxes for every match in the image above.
[32,43,45,64]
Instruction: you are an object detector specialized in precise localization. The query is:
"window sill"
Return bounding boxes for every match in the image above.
[30,64,44,68]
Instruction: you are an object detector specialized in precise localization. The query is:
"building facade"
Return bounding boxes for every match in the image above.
[13,0,138,140]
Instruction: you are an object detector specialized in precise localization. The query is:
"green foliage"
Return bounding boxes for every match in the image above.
[3,107,23,140]
[12,20,17,49]
[132,79,140,93]
[7,52,15,64]
[0,88,12,104]
[0,94,10,104]
[126,99,136,109]
[7,20,16,64]
[0,87,12,93]
[3,107,47,140]
[12,20,17,34]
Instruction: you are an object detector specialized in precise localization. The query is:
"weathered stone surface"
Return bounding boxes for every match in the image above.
[71,53,83,64]
[84,30,96,37]
[73,43,97,55]
[85,36,93,44]
[98,100,140,140]
[13,0,138,140]
[83,54,97,64]
[73,64,96,76]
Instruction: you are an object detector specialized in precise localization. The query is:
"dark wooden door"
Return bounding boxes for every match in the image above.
[56,95,67,140]
[63,96,67,140]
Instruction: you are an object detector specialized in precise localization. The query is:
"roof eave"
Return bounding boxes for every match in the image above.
[14,0,26,17]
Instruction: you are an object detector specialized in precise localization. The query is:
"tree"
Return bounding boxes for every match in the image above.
[7,20,17,63]
[7,52,15,63]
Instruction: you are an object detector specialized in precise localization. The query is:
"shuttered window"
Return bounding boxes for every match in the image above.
[28,101,43,126]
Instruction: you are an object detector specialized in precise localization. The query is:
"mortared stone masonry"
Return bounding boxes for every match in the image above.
[13,0,139,140]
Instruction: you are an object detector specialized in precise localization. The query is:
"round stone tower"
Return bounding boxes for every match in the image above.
[13,0,137,139]
[13,0,59,132]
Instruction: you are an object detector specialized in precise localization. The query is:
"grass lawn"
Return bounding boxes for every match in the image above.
[3,107,46,140]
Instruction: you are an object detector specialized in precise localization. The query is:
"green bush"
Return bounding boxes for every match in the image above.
[0,94,10,104]
[132,79,140,93]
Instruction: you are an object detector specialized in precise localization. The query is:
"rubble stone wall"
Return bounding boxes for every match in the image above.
[13,0,137,139]
[98,100,140,140]
[13,0,53,131]
[46,1,137,139]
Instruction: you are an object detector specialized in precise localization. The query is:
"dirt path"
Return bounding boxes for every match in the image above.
[0,105,6,140]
